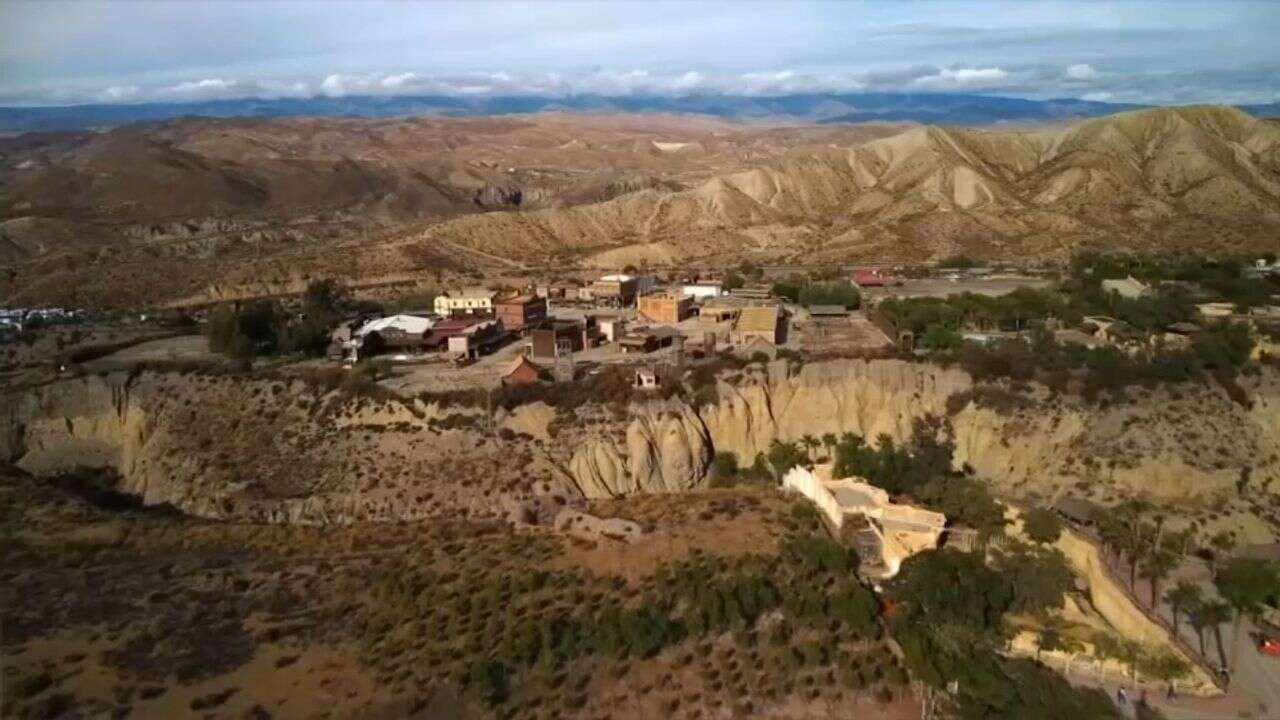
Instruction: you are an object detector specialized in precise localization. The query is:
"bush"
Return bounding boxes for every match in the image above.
[799,281,860,309]
[711,452,739,480]
[1022,506,1064,545]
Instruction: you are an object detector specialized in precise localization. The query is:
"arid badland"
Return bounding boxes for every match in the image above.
[2,105,1279,309]
[4,104,1280,720]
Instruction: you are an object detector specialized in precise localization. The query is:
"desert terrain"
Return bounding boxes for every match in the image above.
[3,103,1280,720]
[2,106,1278,309]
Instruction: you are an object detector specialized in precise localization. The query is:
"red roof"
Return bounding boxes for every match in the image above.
[853,269,885,287]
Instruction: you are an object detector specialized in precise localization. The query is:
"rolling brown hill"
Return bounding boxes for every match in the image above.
[414,105,1280,269]
[1,106,1278,308]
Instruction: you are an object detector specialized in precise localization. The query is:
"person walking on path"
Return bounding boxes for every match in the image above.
[1117,687,1128,706]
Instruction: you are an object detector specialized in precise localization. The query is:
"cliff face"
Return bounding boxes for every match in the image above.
[570,358,1279,540]
[5,360,1279,537]
[568,401,712,498]
[699,360,968,463]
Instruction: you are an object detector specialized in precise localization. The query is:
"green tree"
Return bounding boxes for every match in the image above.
[991,541,1074,617]
[1215,557,1280,673]
[1140,650,1190,698]
[1022,506,1064,545]
[1195,600,1232,671]
[711,451,739,481]
[920,323,962,351]
[799,281,860,309]
[799,434,820,461]
[820,432,838,458]
[1035,619,1065,661]
[918,477,1008,545]
[1140,545,1179,610]
[1164,582,1203,640]
[766,440,808,480]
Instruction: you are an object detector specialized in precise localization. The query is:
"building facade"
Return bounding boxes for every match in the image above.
[638,292,694,325]
[494,295,548,333]
[590,274,640,306]
[434,288,497,316]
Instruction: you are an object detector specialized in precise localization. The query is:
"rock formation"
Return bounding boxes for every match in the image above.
[4,359,1278,540]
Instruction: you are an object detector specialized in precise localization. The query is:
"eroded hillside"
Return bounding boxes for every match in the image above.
[4,107,1279,308]
[4,358,1277,542]
[413,106,1280,269]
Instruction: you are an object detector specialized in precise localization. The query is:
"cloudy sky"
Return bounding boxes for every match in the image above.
[1,0,1277,106]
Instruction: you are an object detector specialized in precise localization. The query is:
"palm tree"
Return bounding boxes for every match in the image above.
[820,433,837,459]
[1207,531,1236,572]
[1140,545,1178,609]
[800,434,820,462]
[1165,582,1203,640]
[1188,603,1211,659]
[1196,600,1233,672]
[1216,557,1280,675]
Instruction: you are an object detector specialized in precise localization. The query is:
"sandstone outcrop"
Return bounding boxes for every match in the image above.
[5,359,1279,539]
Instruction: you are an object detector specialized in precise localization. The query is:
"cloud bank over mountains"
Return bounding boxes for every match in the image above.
[1,1,1276,108]
[7,61,1269,108]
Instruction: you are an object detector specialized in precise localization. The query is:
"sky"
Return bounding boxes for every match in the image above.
[1,0,1277,106]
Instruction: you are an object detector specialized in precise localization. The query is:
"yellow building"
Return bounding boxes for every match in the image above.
[434,288,497,316]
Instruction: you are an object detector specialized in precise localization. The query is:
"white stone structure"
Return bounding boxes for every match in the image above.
[681,283,723,299]
[782,464,946,578]
[1101,275,1151,299]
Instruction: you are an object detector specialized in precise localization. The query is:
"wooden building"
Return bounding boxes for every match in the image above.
[494,295,548,334]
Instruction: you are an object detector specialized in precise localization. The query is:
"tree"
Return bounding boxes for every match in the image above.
[722,270,745,291]
[1195,600,1232,671]
[1140,650,1190,696]
[1090,631,1122,683]
[888,549,1012,634]
[1023,507,1064,545]
[711,451,739,481]
[1114,499,1152,591]
[1206,531,1236,572]
[991,541,1074,617]
[820,433,838,458]
[799,434,820,461]
[1215,557,1280,673]
[765,440,808,480]
[918,477,1008,545]
[1140,545,1179,610]
[1115,639,1146,688]
[920,324,962,352]
[1164,582,1203,640]
[465,659,510,705]
[1035,619,1065,661]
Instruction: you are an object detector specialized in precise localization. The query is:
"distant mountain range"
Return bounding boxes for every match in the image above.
[2,92,1277,133]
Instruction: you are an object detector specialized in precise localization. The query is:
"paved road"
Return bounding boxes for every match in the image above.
[1229,619,1280,718]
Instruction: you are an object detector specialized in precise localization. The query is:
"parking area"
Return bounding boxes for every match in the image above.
[859,276,1052,300]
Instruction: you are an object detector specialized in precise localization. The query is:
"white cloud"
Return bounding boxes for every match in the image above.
[912,66,1011,90]
[1066,63,1099,81]
[99,85,139,101]
[24,61,1266,108]
[320,74,348,96]
[672,71,705,91]
[380,72,419,89]
[166,78,236,94]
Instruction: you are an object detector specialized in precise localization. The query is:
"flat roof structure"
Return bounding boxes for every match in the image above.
[736,305,780,333]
